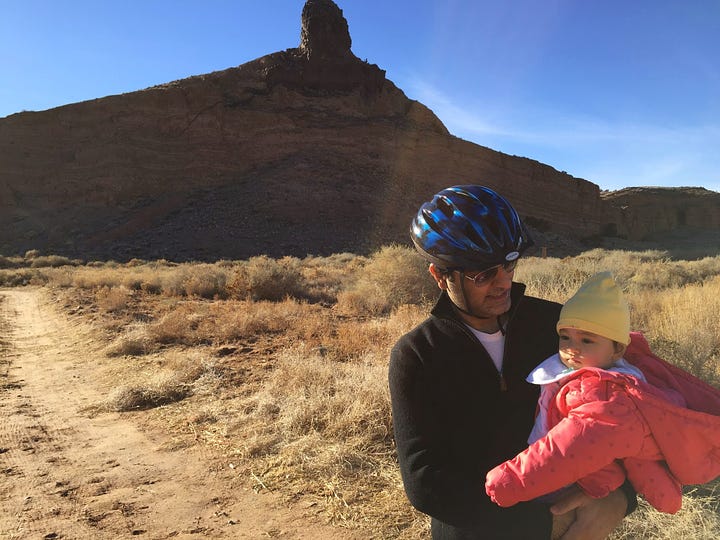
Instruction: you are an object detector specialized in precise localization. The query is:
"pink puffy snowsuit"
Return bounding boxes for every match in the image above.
[485,332,720,513]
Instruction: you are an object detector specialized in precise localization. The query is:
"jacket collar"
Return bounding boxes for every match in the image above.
[430,281,527,324]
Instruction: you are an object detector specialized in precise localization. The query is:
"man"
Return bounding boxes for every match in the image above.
[389,185,633,539]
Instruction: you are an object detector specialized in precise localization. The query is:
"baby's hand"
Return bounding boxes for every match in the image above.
[485,464,516,507]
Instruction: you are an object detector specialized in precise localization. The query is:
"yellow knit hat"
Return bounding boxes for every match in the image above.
[557,272,631,345]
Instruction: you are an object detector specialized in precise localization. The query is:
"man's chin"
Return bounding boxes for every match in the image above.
[489,294,512,311]
[477,298,511,318]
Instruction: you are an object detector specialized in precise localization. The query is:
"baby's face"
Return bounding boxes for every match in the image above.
[558,328,622,370]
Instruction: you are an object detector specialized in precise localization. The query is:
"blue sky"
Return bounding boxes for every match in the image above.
[2,0,719,192]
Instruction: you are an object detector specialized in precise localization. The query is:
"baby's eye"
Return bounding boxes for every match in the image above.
[582,338,595,344]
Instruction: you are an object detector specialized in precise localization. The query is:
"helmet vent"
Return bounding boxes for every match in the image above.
[436,196,454,217]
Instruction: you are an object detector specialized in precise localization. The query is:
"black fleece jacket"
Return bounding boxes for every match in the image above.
[389,282,562,539]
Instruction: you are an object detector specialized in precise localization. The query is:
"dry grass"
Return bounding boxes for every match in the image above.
[95,285,133,312]
[630,276,720,387]
[99,351,218,412]
[228,255,308,301]
[106,323,152,357]
[610,482,720,540]
[11,246,720,539]
[221,344,423,534]
[336,244,437,315]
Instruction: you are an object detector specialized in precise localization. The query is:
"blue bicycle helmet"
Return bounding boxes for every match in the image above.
[411,185,534,271]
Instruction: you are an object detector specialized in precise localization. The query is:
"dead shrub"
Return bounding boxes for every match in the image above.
[106,383,191,412]
[106,323,152,357]
[126,298,325,349]
[329,320,395,362]
[181,267,229,299]
[156,268,190,297]
[385,304,428,340]
[147,304,202,345]
[69,267,124,289]
[0,269,43,287]
[0,256,21,269]
[95,285,132,313]
[336,245,436,315]
[103,353,215,411]
[514,257,587,302]
[628,257,720,291]
[106,336,149,357]
[30,255,79,268]
[288,306,336,345]
[207,299,317,342]
[140,279,163,294]
[300,253,368,303]
[628,261,694,290]
[231,256,307,301]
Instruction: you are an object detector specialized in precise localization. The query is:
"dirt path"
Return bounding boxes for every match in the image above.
[0,288,359,539]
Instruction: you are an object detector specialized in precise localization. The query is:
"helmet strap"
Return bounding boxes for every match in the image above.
[456,271,492,320]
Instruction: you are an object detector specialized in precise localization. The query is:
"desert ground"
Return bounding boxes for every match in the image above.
[2,248,720,540]
[0,287,361,539]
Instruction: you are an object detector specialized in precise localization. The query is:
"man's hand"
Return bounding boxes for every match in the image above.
[550,487,628,540]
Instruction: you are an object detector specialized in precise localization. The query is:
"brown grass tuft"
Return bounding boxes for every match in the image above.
[147,303,202,345]
[30,255,79,268]
[229,255,307,301]
[610,482,720,540]
[336,245,436,315]
[106,323,152,357]
[96,285,132,313]
[102,352,216,412]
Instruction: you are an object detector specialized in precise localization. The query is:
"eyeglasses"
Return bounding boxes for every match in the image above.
[463,259,518,287]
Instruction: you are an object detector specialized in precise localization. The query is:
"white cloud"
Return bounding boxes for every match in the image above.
[406,79,720,192]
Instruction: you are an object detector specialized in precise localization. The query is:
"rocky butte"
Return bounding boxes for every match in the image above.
[0,0,718,261]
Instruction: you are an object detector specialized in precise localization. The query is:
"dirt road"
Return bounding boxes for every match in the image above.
[0,288,357,539]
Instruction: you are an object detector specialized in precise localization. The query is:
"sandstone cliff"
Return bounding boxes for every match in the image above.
[0,0,717,260]
[603,187,720,240]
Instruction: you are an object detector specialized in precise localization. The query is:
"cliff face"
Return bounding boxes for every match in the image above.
[602,188,720,240]
[0,0,717,260]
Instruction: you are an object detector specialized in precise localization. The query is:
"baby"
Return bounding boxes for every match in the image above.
[485,272,720,513]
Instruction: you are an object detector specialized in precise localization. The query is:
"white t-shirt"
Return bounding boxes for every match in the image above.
[467,326,505,373]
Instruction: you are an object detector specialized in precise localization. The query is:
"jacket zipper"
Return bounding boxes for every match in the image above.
[499,313,511,392]
[434,286,525,393]
[443,318,509,392]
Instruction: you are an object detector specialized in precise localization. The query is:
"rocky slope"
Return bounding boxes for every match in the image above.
[1,0,717,261]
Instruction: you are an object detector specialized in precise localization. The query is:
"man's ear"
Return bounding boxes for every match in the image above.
[428,264,448,290]
[612,342,627,361]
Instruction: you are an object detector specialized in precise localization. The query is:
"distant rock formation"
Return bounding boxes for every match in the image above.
[265,0,386,94]
[299,0,352,59]
[603,187,720,239]
[0,0,717,261]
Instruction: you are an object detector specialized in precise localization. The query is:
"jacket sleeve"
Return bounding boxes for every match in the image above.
[623,457,682,513]
[486,380,646,507]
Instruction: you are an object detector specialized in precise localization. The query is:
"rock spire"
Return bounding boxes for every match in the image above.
[299,0,352,60]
